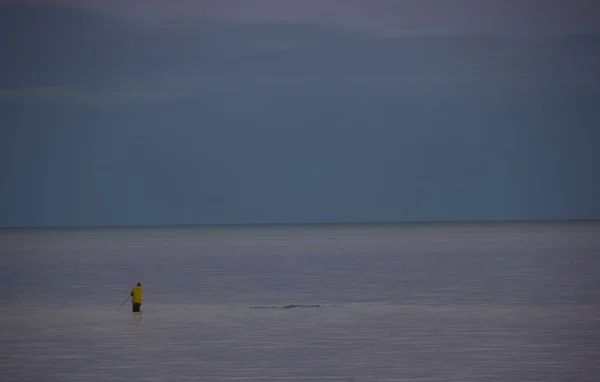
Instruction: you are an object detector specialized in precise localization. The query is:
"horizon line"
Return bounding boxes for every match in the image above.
[1,218,598,231]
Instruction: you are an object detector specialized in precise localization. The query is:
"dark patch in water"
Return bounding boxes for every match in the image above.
[251,304,322,309]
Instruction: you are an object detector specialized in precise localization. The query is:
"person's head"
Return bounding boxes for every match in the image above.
[137,282,141,286]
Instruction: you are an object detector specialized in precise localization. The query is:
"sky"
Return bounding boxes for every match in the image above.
[1,0,599,227]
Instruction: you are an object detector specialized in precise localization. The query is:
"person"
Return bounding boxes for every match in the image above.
[130,282,143,312]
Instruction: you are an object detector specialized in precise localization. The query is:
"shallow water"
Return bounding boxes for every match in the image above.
[1,222,599,381]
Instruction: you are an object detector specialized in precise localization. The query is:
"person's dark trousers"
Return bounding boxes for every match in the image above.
[132,303,141,312]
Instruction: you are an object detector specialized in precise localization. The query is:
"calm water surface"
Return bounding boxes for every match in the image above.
[1,222,599,381]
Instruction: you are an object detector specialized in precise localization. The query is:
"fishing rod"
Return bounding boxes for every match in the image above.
[119,295,131,308]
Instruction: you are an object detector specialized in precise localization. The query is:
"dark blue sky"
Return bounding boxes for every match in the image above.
[1,1,599,227]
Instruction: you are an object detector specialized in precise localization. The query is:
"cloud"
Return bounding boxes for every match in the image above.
[0,85,180,106]
[21,0,600,36]
[0,75,449,106]
[1,2,599,107]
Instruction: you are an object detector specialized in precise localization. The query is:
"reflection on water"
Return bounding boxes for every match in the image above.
[132,312,143,327]
[1,222,599,381]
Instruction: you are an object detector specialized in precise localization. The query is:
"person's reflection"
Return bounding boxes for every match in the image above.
[132,312,143,327]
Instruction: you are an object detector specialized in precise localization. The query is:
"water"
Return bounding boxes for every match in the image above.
[1,221,599,381]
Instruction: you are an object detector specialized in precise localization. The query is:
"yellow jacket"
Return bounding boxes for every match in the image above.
[130,285,143,304]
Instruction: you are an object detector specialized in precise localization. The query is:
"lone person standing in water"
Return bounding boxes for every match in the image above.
[130,283,143,312]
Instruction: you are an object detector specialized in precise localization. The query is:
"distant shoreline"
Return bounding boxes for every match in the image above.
[1,218,598,231]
